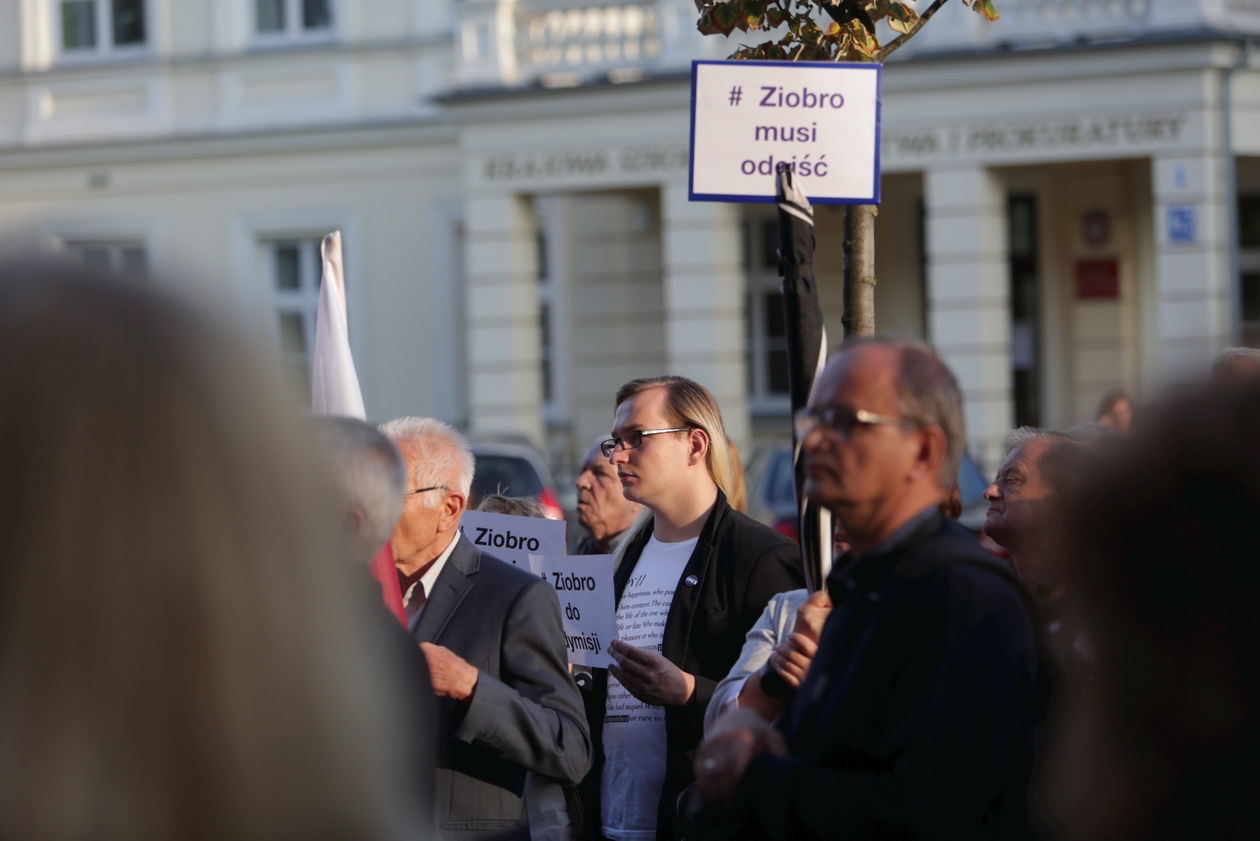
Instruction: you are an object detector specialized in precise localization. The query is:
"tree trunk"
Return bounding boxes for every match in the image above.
[842,204,878,337]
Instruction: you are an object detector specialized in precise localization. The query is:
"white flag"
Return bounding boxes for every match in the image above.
[311,231,366,419]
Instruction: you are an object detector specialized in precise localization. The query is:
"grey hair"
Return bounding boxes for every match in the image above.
[315,417,406,563]
[1003,426,1084,496]
[846,338,964,490]
[378,416,474,504]
[477,494,546,519]
[1212,346,1260,370]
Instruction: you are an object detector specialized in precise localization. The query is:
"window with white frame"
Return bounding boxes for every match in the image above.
[264,237,325,399]
[254,0,335,41]
[745,210,790,411]
[63,239,148,279]
[58,0,146,55]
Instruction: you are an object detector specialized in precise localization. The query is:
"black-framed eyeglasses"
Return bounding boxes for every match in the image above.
[406,485,451,496]
[600,427,692,458]
[794,406,919,440]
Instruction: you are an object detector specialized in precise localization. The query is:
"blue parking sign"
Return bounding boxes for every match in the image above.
[1167,206,1196,243]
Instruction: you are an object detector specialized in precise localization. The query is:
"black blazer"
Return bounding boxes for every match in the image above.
[739,513,1046,841]
[417,534,593,840]
[581,491,803,839]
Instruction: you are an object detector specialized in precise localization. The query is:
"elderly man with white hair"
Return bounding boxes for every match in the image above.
[380,416,591,841]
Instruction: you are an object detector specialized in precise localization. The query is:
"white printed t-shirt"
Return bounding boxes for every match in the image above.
[601,534,698,841]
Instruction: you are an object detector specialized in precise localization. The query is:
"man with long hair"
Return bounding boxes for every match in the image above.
[581,376,802,841]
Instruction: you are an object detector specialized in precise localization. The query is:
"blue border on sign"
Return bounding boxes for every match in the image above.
[688,59,883,205]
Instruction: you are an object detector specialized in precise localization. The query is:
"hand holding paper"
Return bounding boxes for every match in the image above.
[609,640,696,707]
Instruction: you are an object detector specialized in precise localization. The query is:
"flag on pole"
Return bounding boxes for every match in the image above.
[313,231,406,625]
[313,231,366,418]
[775,163,834,592]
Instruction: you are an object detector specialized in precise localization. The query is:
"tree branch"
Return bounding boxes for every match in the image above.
[875,0,951,62]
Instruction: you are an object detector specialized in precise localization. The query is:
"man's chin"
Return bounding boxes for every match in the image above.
[803,477,842,509]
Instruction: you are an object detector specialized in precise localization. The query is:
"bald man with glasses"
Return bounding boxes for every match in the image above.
[693,339,1046,841]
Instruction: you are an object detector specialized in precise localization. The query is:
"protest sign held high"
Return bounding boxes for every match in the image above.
[458,509,567,575]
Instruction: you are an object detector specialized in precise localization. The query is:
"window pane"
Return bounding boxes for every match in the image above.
[61,1,97,50]
[278,312,307,354]
[766,349,790,395]
[760,217,778,270]
[256,0,285,33]
[540,304,553,402]
[274,244,301,290]
[111,0,145,45]
[121,247,147,278]
[763,290,785,338]
[1240,196,1260,249]
[1242,271,1260,323]
[79,246,110,271]
[302,0,333,30]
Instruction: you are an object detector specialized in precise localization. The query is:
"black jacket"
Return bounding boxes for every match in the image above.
[738,513,1046,841]
[580,491,803,839]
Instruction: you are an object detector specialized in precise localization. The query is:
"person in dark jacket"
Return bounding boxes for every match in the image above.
[580,376,803,841]
[695,339,1045,841]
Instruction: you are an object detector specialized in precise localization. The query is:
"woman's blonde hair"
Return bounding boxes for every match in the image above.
[0,260,422,841]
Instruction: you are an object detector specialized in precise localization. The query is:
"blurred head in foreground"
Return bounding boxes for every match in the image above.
[1053,382,1260,841]
[316,416,407,564]
[0,259,422,841]
[1210,346,1260,385]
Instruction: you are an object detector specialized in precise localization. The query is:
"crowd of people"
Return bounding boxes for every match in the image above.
[1,256,1256,841]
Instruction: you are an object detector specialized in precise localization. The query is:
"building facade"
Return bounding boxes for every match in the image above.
[2,0,1258,479]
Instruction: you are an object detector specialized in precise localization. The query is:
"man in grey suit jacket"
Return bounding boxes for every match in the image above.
[381,416,592,841]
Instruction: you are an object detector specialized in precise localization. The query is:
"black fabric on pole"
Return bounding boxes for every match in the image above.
[776,162,832,592]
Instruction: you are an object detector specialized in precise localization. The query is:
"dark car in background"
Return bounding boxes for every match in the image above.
[747,442,996,544]
[469,439,565,521]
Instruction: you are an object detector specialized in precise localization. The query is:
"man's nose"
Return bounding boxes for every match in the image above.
[575,470,592,490]
[983,482,1000,502]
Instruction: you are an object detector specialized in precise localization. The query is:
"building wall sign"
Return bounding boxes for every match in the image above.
[1075,259,1120,299]
[689,60,881,204]
[882,112,1190,166]
[1167,205,1197,243]
[474,145,690,189]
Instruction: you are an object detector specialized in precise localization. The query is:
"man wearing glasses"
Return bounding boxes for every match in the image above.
[579,376,803,841]
[380,416,591,841]
[692,340,1045,841]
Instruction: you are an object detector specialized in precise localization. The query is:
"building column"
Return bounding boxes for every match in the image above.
[924,165,1012,471]
[659,184,750,449]
[1149,153,1231,379]
[464,193,545,446]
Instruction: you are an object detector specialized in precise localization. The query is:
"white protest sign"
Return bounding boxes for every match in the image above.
[689,59,881,204]
[458,510,567,575]
[532,553,617,669]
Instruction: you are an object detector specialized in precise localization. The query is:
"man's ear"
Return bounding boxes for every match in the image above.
[910,424,947,482]
[346,507,367,538]
[439,490,466,531]
[688,427,710,467]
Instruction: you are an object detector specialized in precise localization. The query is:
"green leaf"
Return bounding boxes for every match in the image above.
[711,1,741,35]
[974,0,1000,21]
[846,17,879,56]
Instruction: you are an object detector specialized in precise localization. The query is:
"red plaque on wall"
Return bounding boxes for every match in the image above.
[1075,259,1120,299]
